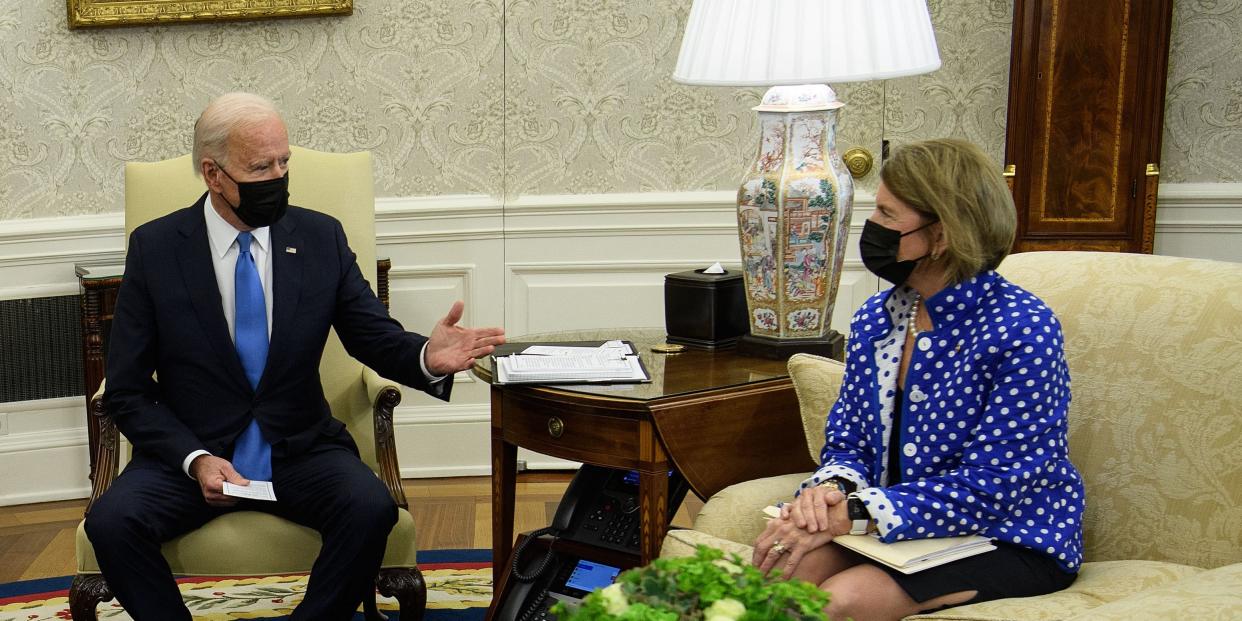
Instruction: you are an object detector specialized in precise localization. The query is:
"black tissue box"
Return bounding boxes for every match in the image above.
[664,269,748,349]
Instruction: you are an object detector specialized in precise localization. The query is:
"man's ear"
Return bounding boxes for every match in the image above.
[201,160,224,193]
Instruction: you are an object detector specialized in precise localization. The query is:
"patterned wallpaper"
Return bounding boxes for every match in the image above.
[0,0,1237,221]
[1162,0,1242,183]
[885,0,1014,163]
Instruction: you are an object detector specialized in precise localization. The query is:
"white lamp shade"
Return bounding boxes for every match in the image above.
[673,0,942,86]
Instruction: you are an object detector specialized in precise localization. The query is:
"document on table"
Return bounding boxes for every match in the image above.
[520,340,633,357]
[493,340,649,384]
[222,480,277,502]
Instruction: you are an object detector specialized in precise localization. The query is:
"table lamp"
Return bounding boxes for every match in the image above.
[673,0,941,359]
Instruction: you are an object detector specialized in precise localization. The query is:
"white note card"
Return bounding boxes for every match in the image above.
[223,480,277,502]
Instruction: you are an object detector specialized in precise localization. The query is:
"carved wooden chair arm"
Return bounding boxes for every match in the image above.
[363,366,407,509]
[85,380,119,514]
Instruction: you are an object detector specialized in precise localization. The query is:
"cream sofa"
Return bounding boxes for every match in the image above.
[662,251,1242,620]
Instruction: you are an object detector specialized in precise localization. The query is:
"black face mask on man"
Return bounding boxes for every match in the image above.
[859,218,938,286]
[214,162,290,229]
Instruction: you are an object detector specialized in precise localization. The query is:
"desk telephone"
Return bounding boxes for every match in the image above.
[495,465,690,621]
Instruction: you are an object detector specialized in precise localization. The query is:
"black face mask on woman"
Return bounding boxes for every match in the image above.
[859,218,938,286]
[214,162,290,229]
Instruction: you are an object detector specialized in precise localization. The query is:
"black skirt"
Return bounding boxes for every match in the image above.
[875,542,1077,606]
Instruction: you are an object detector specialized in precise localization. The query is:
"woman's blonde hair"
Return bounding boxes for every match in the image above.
[880,138,1016,285]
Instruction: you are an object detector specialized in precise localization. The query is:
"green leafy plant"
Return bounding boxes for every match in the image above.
[550,545,830,621]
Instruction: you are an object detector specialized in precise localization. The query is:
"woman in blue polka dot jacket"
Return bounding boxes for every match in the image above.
[753,139,1085,621]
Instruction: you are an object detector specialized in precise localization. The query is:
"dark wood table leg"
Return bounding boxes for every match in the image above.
[637,423,670,564]
[490,387,517,598]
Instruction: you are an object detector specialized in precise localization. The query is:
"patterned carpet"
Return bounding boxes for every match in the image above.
[0,550,490,620]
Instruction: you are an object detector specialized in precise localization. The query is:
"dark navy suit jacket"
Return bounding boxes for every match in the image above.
[104,194,451,470]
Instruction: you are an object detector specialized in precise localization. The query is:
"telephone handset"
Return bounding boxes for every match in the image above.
[496,465,690,621]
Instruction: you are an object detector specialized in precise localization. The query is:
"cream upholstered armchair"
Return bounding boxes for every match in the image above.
[662,251,1242,620]
[69,147,427,621]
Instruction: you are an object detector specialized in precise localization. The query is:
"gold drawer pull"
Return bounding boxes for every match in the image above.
[547,417,565,438]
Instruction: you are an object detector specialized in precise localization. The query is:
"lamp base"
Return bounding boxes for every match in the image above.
[736,331,844,362]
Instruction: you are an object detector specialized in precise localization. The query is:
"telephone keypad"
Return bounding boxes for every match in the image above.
[575,493,641,553]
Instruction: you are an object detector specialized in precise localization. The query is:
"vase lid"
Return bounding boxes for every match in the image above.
[753,84,844,112]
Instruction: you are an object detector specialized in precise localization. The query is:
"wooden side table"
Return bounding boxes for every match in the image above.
[473,329,820,579]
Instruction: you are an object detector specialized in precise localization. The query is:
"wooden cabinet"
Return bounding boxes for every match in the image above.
[1004,0,1174,252]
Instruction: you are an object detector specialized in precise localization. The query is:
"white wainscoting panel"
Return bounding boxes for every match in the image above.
[507,260,711,335]
[0,397,91,504]
[1154,183,1242,263]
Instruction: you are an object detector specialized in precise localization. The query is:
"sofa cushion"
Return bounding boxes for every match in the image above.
[787,353,846,461]
[999,252,1242,569]
[906,560,1202,621]
[690,473,809,547]
[660,528,755,561]
[1063,562,1242,620]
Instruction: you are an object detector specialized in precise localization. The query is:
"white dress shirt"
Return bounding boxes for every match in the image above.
[204,194,274,342]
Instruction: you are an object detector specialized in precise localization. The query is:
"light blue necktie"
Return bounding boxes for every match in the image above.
[232,231,272,481]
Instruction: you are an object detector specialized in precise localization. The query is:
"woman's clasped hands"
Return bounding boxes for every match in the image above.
[752,487,851,576]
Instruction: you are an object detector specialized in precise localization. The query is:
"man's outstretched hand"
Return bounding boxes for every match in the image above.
[425,300,505,376]
[189,454,249,507]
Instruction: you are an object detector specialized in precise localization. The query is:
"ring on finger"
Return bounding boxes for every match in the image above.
[770,542,788,555]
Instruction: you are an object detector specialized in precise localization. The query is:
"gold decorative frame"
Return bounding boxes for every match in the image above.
[67,0,352,29]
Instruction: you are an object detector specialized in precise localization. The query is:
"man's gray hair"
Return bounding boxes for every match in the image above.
[192,92,283,176]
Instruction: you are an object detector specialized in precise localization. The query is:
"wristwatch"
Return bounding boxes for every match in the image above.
[846,493,871,535]
[817,477,854,494]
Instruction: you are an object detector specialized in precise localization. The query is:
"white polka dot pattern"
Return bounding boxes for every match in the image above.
[796,271,1085,571]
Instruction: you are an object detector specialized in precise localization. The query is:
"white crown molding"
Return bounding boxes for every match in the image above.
[0,189,882,251]
[504,190,737,215]
[378,229,505,244]
[501,223,739,238]
[508,259,736,273]
[507,258,863,273]
[1155,222,1242,233]
[1157,182,1242,208]
[0,213,123,245]
[2,183,1232,247]
[0,249,126,270]
[375,194,503,220]
[0,282,82,300]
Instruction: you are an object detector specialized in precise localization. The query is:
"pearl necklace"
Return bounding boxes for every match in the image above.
[908,294,923,338]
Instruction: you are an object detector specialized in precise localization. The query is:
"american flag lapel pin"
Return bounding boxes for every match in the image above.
[285,246,297,254]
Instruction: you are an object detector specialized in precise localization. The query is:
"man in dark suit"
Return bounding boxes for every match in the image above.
[85,92,505,620]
